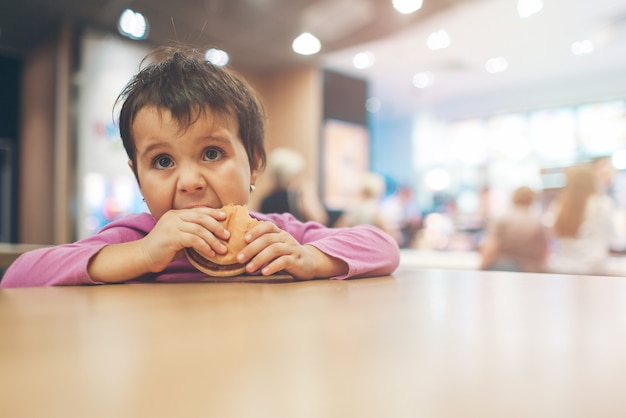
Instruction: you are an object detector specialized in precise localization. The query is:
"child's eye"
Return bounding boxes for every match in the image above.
[204,147,224,162]
[153,155,173,169]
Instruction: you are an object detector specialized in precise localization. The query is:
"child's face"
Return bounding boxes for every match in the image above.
[129,106,258,220]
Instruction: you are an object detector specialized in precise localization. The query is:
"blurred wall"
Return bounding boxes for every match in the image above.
[243,67,322,211]
[19,39,56,244]
[18,26,73,245]
[369,113,414,192]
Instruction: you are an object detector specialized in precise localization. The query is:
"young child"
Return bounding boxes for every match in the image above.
[1,44,399,288]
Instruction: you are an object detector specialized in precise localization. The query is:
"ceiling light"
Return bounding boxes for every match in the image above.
[205,48,230,66]
[353,51,375,69]
[517,0,543,18]
[426,30,450,51]
[292,32,321,56]
[485,56,508,74]
[392,0,423,14]
[570,40,594,56]
[412,72,434,88]
[118,9,148,40]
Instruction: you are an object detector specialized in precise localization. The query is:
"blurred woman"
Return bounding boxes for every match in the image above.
[334,172,398,239]
[548,166,614,275]
[479,186,549,272]
[259,147,329,225]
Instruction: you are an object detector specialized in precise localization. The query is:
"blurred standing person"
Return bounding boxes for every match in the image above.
[381,185,421,248]
[548,166,614,275]
[479,186,549,272]
[591,155,626,251]
[334,172,397,238]
[260,147,329,225]
[591,155,615,195]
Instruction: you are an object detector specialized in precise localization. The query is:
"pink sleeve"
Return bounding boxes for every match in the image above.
[1,214,153,288]
[252,212,400,279]
[1,243,110,288]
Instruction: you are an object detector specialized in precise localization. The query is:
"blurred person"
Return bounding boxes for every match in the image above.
[381,185,421,247]
[334,172,397,238]
[591,155,615,195]
[415,212,454,250]
[591,155,626,251]
[479,186,549,272]
[260,147,329,225]
[547,166,614,275]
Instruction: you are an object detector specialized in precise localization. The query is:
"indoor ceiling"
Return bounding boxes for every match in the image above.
[2,0,626,121]
[0,0,467,72]
[323,0,626,119]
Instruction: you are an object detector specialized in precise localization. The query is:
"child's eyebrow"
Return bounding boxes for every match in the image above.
[139,142,169,159]
[200,135,236,147]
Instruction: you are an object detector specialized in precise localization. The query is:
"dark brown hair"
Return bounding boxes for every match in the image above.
[115,44,266,174]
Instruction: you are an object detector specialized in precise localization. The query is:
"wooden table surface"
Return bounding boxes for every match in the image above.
[2,267,626,417]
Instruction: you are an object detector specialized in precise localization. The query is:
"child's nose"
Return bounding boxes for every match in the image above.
[178,166,207,193]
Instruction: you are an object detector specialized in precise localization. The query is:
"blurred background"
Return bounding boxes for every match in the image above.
[2,0,626,272]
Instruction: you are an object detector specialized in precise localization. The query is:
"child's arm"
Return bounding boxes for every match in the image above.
[87,240,156,283]
[235,221,348,279]
[1,214,156,288]
[1,209,230,287]
[244,212,401,279]
[1,244,110,288]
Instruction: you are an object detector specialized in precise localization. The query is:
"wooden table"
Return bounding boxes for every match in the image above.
[2,268,626,417]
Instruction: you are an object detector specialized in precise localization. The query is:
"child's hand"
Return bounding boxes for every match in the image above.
[237,222,348,280]
[141,207,230,272]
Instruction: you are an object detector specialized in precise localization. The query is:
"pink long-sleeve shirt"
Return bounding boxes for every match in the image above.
[1,212,400,288]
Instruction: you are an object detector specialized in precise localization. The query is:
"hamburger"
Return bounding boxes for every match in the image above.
[185,204,261,277]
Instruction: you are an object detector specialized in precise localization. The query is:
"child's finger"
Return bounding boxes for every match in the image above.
[177,209,230,240]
